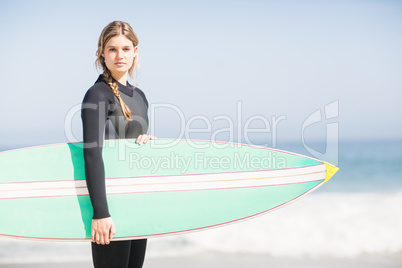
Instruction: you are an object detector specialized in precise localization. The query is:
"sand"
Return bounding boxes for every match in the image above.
[1,253,401,268]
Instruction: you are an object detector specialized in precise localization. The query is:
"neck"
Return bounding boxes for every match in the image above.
[111,72,128,86]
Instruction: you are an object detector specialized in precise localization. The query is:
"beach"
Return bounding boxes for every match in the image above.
[1,253,402,268]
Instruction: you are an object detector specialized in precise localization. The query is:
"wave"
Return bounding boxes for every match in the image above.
[148,191,402,258]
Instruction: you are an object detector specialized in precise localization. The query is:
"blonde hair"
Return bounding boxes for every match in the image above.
[95,21,140,121]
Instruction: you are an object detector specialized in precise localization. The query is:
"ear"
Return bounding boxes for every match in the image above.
[134,46,138,57]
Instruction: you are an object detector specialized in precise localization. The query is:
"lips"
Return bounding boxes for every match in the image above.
[115,62,126,66]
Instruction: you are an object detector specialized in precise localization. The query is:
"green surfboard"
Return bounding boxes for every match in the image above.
[0,139,338,241]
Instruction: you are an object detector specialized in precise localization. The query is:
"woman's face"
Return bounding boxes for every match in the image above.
[102,34,137,77]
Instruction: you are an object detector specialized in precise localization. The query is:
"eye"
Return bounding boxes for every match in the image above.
[124,48,131,51]
[109,48,116,52]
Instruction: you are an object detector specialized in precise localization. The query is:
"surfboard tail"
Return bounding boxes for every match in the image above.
[322,161,339,183]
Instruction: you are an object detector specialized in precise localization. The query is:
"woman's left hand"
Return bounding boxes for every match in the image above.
[136,134,156,145]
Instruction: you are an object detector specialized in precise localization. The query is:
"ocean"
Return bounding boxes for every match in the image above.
[0,140,401,266]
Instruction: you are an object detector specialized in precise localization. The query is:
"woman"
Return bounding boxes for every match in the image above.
[81,21,153,268]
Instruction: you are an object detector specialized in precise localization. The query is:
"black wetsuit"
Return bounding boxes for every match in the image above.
[81,74,148,268]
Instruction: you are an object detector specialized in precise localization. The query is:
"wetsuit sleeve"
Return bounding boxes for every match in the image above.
[135,87,149,109]
[81,88,111,219]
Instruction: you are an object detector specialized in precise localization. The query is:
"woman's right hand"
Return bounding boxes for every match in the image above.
[91,217,116,245]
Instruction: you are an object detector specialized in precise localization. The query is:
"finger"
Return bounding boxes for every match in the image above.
[91,221,97,242]
[100,233,105,245]
[137,134,148,145]
[142,135,150,144]
[136,135,144,145]
[91,228,95,242]
[96,232,100,245]
[110,224,116,240]
[104,232,110,245]
[145,134,154,143]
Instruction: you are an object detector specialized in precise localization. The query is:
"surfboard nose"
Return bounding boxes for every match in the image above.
[323,161,339,183]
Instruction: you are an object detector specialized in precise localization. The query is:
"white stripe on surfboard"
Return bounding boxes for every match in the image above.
[0,165,326,199]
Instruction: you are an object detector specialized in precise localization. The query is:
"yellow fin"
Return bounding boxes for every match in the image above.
[323,161,339,183]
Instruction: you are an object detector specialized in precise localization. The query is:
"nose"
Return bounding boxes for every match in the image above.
[116,49,123,59]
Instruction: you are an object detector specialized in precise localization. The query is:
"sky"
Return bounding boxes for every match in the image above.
[0,0,401,150]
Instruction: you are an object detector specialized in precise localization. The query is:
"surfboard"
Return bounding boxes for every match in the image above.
[0,139,338,241]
